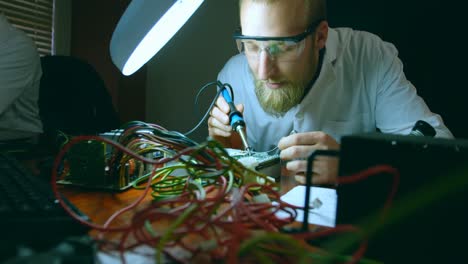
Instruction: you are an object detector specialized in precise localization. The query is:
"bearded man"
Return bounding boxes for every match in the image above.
[207,0,452,184]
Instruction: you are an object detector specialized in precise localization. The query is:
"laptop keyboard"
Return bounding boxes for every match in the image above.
[0,153,89,247]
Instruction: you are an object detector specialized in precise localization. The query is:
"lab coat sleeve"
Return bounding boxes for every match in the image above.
[373,40,453,138]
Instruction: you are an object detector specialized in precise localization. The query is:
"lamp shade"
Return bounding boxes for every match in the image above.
[110,0,205,76]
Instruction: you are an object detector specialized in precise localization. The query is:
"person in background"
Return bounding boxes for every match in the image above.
[0,13,43,142]
[208,0,453,185]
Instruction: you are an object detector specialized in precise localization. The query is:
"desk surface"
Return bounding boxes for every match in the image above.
[59,185,153,231]
[57,179,327,263]
[60,170,300,231]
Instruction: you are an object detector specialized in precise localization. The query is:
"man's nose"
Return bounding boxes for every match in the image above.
[257,50,274,80]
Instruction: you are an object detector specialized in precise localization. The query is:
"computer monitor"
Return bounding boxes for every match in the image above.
[335,133,468,262]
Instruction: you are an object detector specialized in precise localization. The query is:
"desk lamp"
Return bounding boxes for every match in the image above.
[110,0,205,76]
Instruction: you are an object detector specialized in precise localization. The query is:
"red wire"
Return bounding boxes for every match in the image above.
[338,164,400,221]
[51,135,201,232]
[51,134,400,263]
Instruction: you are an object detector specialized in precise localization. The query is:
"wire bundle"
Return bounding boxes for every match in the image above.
[105,121,277,199]
[119,181,298,263]
[51,121,400,264]
[52,122,299,262]
[107,121,201,187]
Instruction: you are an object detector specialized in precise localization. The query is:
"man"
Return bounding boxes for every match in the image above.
[208,0,452,184]
[0,13,43,142]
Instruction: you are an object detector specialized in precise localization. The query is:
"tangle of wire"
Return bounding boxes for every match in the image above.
[52,119,400,263]
[51,123,297,262]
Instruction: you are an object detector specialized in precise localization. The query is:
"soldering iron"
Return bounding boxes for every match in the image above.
[221,87,253,155]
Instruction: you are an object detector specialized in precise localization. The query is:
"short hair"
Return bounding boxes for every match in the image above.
[239,0,327,24]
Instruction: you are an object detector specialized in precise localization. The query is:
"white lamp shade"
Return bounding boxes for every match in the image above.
[110,0,205,76]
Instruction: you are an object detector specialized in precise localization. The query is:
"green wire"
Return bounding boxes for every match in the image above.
[188,179,206,200]
[156,203,199,263]
[238,232,381,264]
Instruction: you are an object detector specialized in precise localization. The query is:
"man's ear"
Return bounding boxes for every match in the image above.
[315,20,329,49]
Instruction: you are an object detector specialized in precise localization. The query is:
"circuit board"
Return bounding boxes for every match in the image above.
[225,148,281,179]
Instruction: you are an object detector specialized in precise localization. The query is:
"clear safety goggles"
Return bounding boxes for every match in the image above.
[233,19,324,62]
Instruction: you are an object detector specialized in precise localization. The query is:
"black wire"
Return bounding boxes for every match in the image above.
[302,150,340,232]
[121,80,232,146]
[221,82,235,102]
[193,80,220,110]
[183,80,227,136]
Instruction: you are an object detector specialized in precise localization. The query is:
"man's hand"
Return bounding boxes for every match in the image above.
[208,95,244,148]
[278,131,340,185]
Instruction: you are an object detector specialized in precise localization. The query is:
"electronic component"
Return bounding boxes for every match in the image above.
[225,148,281,179]
[58,126,279,191]
[57,129,159,191]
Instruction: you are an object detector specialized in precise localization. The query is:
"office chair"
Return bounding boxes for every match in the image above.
[38,55,120,155]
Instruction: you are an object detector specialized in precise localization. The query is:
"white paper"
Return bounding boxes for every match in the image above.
[277,185,337,227]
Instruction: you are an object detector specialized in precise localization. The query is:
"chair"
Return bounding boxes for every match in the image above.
[38,55,120,155]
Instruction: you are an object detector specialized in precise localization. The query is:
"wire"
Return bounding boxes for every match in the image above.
[183,80,237,137]
[51,121,402,263]
[183,81,222,136]
[338,164,400,223]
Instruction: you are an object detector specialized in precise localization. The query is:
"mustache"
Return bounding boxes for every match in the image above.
[254,79,306,117]
[259,79,286,84]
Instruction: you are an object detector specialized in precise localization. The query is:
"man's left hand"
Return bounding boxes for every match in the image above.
[278,131,340,185]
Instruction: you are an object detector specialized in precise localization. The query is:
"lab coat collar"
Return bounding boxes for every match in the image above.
[314,27,338,86]
[324,27,339,65]
[299,28,338,108]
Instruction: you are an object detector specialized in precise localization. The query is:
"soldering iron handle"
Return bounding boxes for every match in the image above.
[221,88,245,129]
[220,84,252,153]
[221,87,234,104]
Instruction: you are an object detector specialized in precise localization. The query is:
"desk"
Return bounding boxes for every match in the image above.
[57,182,335,263]
[59,185,153,234]
[59,166,301,231]
[59,186,159,263]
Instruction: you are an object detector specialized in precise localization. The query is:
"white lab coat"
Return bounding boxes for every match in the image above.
[217,27,453,152]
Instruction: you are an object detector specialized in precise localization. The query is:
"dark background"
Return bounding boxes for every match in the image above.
[327,1,467,138]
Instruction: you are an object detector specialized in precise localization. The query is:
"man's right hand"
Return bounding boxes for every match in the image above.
[208,95,244,147]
